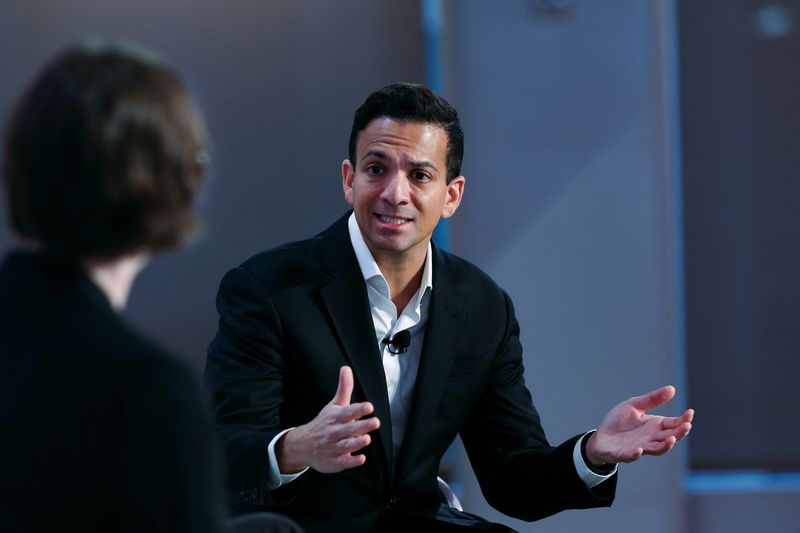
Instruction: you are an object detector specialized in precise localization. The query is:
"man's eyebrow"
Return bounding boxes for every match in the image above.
[360,150,389,162]
[408,159,438,171]
[360,150,439,171]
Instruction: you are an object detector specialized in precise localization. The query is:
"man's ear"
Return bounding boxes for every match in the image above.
[441,176,465,219]
[342,159,355,206]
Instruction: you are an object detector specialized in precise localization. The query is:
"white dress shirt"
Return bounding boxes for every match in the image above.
[347,213,431,458]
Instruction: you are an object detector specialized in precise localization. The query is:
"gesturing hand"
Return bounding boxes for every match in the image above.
[585,385,694,467]
[276,366,381,474]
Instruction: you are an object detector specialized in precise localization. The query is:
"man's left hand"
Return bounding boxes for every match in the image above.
[585,385,694,467]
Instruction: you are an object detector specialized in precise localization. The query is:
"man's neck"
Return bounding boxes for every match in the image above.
[373,247,427,314]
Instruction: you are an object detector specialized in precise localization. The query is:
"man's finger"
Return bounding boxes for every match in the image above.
[643,436,676,456]
[335,453,367,471]
[621,447,645,463]
[328,402,375,425]
[329,415,381,441]
[629,385,676,412]
[339,434,372,455]
[332,366,354,406]
[661,410,694,430]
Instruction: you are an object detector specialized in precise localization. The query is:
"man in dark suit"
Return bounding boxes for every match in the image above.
[0,42,300,533]
[205,83,694,532]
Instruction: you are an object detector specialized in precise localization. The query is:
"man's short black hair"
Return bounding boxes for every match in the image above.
[348,83,463,183]
[2,40,208,260]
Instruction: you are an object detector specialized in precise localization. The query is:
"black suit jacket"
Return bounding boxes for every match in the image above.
[205,214,616,531]
[0,251,225,532]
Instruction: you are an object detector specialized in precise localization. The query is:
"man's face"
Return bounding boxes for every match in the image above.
[342,117,464,265]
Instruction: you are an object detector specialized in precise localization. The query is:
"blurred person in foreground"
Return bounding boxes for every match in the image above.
[0,42,300,533]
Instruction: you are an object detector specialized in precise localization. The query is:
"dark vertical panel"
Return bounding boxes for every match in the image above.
[680,0,800,470]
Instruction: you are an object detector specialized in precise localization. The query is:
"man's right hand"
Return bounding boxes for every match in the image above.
[276,366,380,474]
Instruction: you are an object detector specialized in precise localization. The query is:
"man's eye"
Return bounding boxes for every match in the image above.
[412,171,429,181]
[366,165,382,175]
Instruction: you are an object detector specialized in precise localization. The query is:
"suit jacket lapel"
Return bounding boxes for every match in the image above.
[317,215,394,474]
[394,246,464,482]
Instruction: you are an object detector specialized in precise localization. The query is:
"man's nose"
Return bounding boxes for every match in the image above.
[379,172,410,204]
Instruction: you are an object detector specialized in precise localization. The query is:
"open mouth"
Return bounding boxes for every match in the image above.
[376,214,412,225]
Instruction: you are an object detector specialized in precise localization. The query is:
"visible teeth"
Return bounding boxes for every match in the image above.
[380,216,407,224]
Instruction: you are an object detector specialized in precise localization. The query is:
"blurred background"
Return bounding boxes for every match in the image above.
[1,1,798,531]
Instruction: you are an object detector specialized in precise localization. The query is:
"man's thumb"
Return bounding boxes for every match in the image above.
[332,366,354,406]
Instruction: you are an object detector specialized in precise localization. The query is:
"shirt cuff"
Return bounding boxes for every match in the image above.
[572,431,617,488]
[267,427,309,489]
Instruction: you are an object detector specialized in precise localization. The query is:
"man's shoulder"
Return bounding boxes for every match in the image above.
[435,247,508,300]
[229,214,349,292]
[234,234,326,289]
